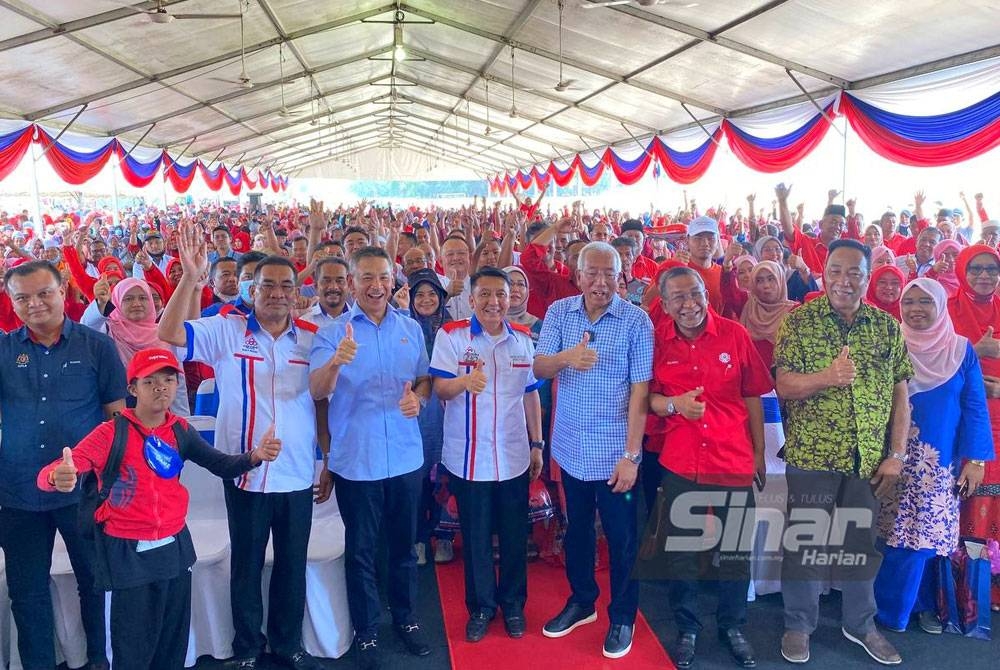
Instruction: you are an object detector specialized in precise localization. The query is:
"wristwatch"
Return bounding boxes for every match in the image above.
[530,440,545,451]
[666,400,677,416]
[969,459,986,468]
[623,450,642,465]
[889,451,908,464]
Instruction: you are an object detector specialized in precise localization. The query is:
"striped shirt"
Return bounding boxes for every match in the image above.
[183,311,318,493]
[430,316,543,482]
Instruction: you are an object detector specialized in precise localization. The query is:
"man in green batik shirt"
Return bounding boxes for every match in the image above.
[774,238,912,667]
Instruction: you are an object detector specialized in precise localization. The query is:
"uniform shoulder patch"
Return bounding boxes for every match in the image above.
[294,317,319,333]
[442,319,472,334]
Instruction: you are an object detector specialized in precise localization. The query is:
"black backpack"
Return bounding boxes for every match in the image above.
[77,414,194,541]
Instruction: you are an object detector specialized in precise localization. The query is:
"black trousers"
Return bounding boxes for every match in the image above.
[334,468,422,640]
[0,505,107,670]
[110,571,192,670]
[449,468,529,617]
[660,470,753,635]
[223,483,313,659]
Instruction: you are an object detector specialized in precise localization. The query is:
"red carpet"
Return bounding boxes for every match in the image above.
[436,555,675,670]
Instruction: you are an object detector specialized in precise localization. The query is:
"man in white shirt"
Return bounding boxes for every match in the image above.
[430,267,543,643]
[300,257,350,329]
[158,224,326,670]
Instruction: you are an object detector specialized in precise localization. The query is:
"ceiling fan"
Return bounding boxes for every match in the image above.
[209,7,252,89]
[524,1,585,93]
[106,0,242,24]
[276,43,305,118]
[582,0,700,9]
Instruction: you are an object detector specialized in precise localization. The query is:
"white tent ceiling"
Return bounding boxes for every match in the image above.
[0,0,997,181]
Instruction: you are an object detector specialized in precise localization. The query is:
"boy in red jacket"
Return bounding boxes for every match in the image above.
[38,348,280,670]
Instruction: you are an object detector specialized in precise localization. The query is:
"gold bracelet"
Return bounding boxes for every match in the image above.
[969,459,986,468]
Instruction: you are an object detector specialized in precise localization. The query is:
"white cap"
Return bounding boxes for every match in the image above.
[687,216,719,238]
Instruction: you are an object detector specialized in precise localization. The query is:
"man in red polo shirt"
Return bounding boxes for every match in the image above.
[777,184,846,276]
[646,266,772,670]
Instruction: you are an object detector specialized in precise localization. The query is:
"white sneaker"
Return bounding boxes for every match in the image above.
[415,542,427,566]
[435,539,454,563]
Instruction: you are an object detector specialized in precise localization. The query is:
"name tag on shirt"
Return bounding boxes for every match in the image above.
[136,536,175,553]
[510,355,531,369]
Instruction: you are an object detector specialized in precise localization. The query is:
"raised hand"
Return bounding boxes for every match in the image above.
[914,190,926,207]
[399,381,421,418]
[465,360,487,395]
[393,283,410,312]
[674,387,706,420]
[446,270,464,298]
[176,220,207,280]
[826,346,857,387]
[52,447,78,493]
[93,275,112,307]
[775,182,793,202]
[564,331,598,372]
[252,424,281,464]
[308,198,325,231]
[827,189,841,204]
[332,322,357,366]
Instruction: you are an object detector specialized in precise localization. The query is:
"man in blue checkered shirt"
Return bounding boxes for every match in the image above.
[533,241,653,660]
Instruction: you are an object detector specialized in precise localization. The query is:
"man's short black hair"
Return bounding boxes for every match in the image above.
[210,256,237,278]
[4,260,63,289]
[236,251,267,277]
[526,222,548,242]
[400,231,418,244]
[343,226,370,242]
[827,238,872,273]
[621,219,644,233]
[252,255,298,282]
[469,266,510,290]
[349,246,392,273]
[314,256,350,282]
[317,240,344,252]
[211,225,231,237]
[658,265,705,295]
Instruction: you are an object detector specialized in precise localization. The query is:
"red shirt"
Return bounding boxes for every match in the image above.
[689,262,725,315]
[788,227,831,275]
[519,242,579,319]
[652,309,774,486]
[519,202,540,221]
[632,254,659,283]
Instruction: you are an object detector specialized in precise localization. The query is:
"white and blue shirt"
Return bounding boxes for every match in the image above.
[183,312,318,493]
[430,316,543,482]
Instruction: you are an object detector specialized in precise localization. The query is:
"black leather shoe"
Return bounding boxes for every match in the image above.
[466,610,493,642]
[603,623,634,659]
[87,661,111,670]
[504,613,526,638]
[274,649,323,670]
[542,603,597,638]
[719,628,756,668]
[356,638,379,670]
[672,632,697,669]
[396,621,432,656]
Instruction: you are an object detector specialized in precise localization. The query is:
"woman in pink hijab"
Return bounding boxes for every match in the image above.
[927,239,961,297]
[83,277,190,415]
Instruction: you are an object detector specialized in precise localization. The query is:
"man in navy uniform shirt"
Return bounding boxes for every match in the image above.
[0,260,126,670]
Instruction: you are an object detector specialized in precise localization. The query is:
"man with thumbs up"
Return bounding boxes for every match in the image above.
[645,267,773,669]
[310,247,432,670]
[774,239,913,666]
[533,242,654,659]
[429,267,544,643]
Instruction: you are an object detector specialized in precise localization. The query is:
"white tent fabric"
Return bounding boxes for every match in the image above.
[0,1,995,181]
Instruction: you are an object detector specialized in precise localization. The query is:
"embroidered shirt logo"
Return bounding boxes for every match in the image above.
[15,353,29,368]
[719,352,731,364]
[242,335,260,355]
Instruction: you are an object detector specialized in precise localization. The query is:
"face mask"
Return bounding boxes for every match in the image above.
[143,434,183,479]
[238,279,254,304]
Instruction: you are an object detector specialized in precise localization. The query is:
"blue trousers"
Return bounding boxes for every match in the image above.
[561,470,639,625]
[874,545,937,630]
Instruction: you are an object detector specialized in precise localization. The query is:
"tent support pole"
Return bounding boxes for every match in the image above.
[28,141,42,236]
[680,103,721,145]
[784,69,844,136]
[35,104,88,160]
[841,115,848,203]
[111,153,121,227]
[121,124,156,162]
[619,122,654,159]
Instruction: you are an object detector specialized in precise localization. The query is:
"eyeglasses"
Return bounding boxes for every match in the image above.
[967,264,1000,277]
[581,270,617,281]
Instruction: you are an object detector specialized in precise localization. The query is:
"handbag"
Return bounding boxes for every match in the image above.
[936,537,992,640]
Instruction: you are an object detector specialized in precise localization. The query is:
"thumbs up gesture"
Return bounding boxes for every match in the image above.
[332,322,357,366]
[399,381,422,418]
[52,447,79,493]
[674,387,706,420]
[564,331,599,371]
[465,360,487,395]
[976,326,1000,359]
[826,346,857,387]
[251,425,281,465]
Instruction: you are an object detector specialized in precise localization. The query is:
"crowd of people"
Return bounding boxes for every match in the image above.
[0,184,996,670]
